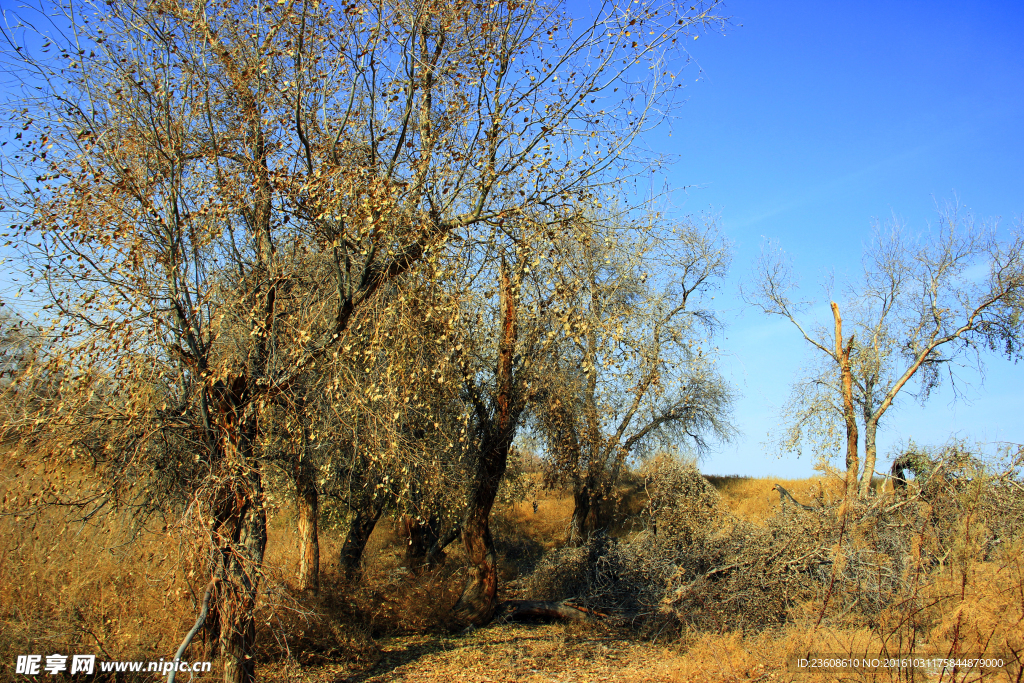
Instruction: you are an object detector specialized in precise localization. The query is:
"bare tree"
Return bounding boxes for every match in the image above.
[849,209,1024,496]
[748,205,1024,499]
[537,207,734,541]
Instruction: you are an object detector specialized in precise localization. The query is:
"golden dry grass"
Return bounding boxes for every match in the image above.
[0,515,203,679]
[505,499,571,549]
[336,624,691,683]
[705,474,845,522]
[501,475,650,547]
[3,469,1022,683]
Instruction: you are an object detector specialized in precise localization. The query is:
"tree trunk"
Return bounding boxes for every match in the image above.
[832,302,859,501]
[340,502,382,580]
[204,378,267,683]
[503,600,602,623]
[404,514,441,572]
[859,418,879,498]
[574,266,604,545]
[568,485,606,545]
[213,473,267,683]
[426,522,460,570]
[568,487,591,545]
[454,452,507,626]
[453,261,521,627]
[295,457,319,592]
[455,411,519,625]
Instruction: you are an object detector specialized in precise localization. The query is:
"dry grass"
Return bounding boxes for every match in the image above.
[705,473,845,522]
[330,623,692,683]
[0,513,203,681]
[500,476,575,548]
[3,459,1022,683]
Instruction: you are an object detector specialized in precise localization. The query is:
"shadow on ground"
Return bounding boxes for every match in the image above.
[342,636,453,682]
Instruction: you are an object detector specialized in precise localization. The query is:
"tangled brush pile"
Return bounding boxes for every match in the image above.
[523,446,1024,641]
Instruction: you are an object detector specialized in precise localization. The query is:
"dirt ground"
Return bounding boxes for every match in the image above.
[269,622,783,683]
[275,620,1017,683]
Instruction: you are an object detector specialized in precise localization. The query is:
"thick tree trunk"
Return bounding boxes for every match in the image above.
[340,503,382,580]
[455,419,517,624]
[203,377,268,683]
[454,262,521,627]
[568,486,607,546]
[403,514,441,572]
[568,488,591,545]
[455,498,500,626]
[214,473,267,683]
[832,302,859,501]
[859,418,879,498]
[295,457,320,592]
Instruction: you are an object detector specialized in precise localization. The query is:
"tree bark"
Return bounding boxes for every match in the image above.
[213,473,267,683]
[295,456,320,592]
[204,377,267,683]
[453,261,521,627]
[859,417,879,498]
[455,479,503,626]
[340,502,382,580]
[569,485,608,545]
[568,487,592,545]
[403,514,441,572]
[832,302,859,501]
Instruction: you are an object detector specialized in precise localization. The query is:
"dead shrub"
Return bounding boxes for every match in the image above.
[640,454,722,549]
[522,457,821,633]
[522,443,1024,657]
[250,573,378,669]
[659,509,833,632]
[520,458,833,633]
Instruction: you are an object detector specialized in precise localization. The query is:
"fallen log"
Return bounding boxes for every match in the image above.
[499,600,605,623]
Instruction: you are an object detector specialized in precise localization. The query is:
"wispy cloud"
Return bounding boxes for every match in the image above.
[731,144,933,230]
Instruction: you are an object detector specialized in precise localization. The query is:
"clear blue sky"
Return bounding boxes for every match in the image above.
[641,0,1024,477]
[2,0,1020,480]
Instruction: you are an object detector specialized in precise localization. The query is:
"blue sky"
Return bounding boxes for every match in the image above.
[638,0,1024,477]
[1,0,1020,480]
